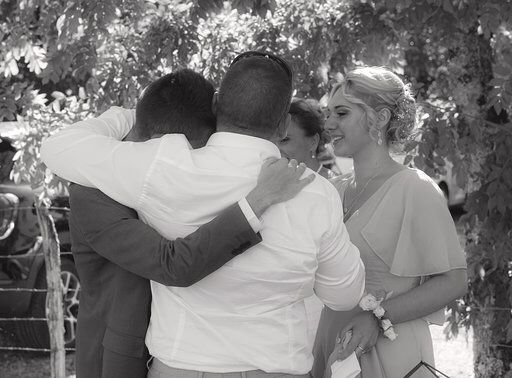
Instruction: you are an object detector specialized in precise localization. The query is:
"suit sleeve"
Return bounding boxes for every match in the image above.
[69,184,262,287]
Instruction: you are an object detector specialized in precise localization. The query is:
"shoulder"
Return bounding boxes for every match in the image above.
[399,168,445,203]
[150,134,193,164]
[302,170,341,199]
[69,184,137,220]
[294,171,345,219]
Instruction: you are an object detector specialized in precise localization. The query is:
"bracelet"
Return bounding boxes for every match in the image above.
[373,305,397,340]
[359,293,398,341]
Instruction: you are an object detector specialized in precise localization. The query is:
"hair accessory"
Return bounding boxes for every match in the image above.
[388,89,416,143]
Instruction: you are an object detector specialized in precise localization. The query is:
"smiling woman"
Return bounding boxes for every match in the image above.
[312,67,467,378]
[324,92,371,160]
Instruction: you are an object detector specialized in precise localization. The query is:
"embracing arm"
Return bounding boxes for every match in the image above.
[70,158,315,286]
[41,107,159,208]
[70,184,258,286]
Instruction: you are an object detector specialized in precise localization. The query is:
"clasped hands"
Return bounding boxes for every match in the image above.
[327,311,381,366]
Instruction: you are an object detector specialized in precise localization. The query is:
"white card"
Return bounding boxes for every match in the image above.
[330,352,361,378]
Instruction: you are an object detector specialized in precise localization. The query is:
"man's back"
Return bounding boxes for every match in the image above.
[136,132,364,374]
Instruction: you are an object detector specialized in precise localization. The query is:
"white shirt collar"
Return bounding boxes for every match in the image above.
[206,132,281,160]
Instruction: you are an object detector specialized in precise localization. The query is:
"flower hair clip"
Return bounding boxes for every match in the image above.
[386,90,416,144]
[359,291,397,341]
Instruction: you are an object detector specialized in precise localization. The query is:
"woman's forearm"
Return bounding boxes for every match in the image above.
[382,268,467,324]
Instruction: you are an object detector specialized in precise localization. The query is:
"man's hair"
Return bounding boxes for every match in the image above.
[135,69,216,144]
[216,52,293,138]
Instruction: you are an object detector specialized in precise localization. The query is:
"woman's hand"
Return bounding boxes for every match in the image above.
[335,311,380,361]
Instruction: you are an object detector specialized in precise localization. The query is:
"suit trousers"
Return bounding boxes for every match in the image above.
[147,358,310,378]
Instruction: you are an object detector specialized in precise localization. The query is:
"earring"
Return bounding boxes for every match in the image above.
[377,130,383,146]
[311,152,316,159]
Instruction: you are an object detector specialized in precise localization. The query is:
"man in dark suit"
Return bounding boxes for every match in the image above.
[67,70,314,378]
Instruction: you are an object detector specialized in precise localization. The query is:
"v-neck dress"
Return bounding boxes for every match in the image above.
[311,168,466,378]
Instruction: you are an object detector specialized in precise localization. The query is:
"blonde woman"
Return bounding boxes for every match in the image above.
[311,67,467,378]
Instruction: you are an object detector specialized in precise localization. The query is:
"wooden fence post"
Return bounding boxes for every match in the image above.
[36,204,66,378]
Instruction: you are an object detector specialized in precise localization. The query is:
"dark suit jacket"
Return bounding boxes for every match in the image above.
[69,184,262,378]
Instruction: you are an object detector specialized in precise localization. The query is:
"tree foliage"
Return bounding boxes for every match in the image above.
[1,0,512,375]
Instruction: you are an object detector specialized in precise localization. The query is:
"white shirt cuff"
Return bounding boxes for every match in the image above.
[238,198,263,233]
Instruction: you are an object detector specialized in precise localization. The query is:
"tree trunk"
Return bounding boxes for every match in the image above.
[470,264,512,377]
[463,30,512,378]
[36,204,66,378]
[403,21,512,376]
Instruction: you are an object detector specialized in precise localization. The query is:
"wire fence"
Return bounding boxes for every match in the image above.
[0,276,77,353]
[0,252,73,259]
[0,205,69,214]
[0,203,75,361]
[0,346,75,352]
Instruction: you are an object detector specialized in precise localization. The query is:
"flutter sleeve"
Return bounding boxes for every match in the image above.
[360,169,467,278]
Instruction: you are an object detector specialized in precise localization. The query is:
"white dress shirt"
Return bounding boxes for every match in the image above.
[41,107,365,374]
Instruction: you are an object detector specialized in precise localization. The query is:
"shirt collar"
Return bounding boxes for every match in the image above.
[206,132,281,159]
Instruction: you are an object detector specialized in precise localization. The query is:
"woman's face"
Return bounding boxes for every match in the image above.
[324,88,373,158]
[277,120,316,166]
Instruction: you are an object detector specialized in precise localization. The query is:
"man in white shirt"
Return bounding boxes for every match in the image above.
[41,52,365,377]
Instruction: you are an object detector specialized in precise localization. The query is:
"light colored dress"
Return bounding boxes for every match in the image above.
[311,168,467,378]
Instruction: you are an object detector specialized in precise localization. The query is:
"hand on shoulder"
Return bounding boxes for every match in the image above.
[246,157,315,217]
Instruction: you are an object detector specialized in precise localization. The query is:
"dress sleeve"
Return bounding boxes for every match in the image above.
[360,170,467,278]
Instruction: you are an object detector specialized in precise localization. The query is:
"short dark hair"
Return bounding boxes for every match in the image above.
[135,69,216,144]
[289,98,330,155]
[216,52,293,138]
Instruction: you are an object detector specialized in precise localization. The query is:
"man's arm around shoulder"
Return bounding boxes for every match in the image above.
[70,184,260,286]
[70,158,316,286]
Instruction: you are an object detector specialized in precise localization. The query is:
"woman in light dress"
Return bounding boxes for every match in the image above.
[311,67,468,378]
[278,98,337,180]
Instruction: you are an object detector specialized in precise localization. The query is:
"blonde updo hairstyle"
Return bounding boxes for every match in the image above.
[330,66,417,146]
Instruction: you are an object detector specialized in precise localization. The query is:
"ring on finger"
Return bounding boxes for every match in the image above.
[356,345,365,353]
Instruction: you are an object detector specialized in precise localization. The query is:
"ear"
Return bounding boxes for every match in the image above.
[310,133,320,154]
[376,107,392,130]
[211,91,218,115]
[278,113,291,139]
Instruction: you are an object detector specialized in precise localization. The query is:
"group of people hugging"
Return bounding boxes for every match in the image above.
[41,51,467,378]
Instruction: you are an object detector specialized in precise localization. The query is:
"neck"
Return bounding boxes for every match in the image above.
[216,122,273,140]
[308,158,321,172]
[124,128,149,142]
[351,145,392,185]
